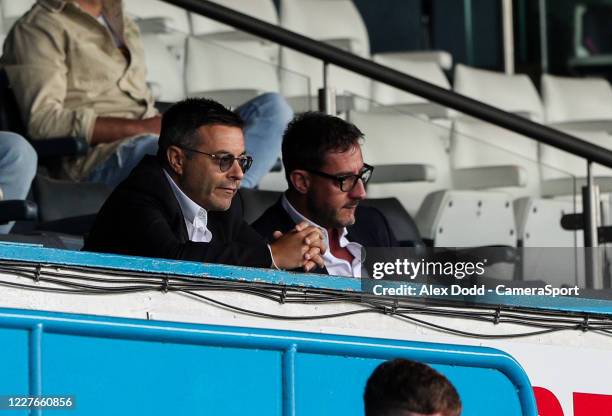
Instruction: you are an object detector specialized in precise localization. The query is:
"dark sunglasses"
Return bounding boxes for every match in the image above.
[179,146,253,173]
[306,163,374,192]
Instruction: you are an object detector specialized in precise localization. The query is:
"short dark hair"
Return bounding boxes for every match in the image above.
[281,112,364,186]
[157,98,244,161]
[364,359,462,416]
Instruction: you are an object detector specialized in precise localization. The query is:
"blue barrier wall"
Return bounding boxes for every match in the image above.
[0,307,536,416]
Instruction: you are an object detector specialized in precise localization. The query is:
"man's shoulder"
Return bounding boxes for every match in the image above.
[251,198,290,237]
[354,205,386,225]
[115,156,167,195]
[90,157,177,239]
[1,2,66,53]
[10,2,65,31]
[349,205,393,242]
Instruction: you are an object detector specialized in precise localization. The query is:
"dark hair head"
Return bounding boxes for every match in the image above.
[157,98,244,161]
[364,359,462,416]
[281,112,364,187]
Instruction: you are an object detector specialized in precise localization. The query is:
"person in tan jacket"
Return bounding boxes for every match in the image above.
[1,0,291,188]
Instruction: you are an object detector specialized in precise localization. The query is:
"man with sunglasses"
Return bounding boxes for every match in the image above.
[253,112,398,277]
[84,99,325,271]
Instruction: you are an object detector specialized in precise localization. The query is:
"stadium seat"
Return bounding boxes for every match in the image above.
[124,0,190,104]
[350,110,451,215]
[348,110,516,248]
[279,0,372,111]
[451,120,541,198]
[123,0,190,34]
[516,198,584,288]
[542,74,612,129]
[190,0,278,41]
[538,128,612,240]
[141,34,186,102]
[539,129,612,198]
[370,57,451,119]
[0,174,111,250]
[0,199,37,225]
[189,0,280,66]
[0,0,35,34]
[450,119,580,252]
[184,36,280,108]
[238,188,281,225]
[453,64,543,122]
[0,69,89,166]
[257,166,287,192]
[375,50,453,71]
[416,190,515,247]
[32,175,111,226]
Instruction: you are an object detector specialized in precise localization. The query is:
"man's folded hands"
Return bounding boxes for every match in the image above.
[269,221,327,272]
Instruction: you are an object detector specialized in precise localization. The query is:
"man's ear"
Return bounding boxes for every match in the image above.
[166,145,185,175]
[289,170,310,194]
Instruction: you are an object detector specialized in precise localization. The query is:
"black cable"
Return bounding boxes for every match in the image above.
[392,312,570,339]
[1,261,611,339]
[182,290,379,320]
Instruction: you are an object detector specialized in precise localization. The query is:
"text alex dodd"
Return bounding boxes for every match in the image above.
[372,284,579,297]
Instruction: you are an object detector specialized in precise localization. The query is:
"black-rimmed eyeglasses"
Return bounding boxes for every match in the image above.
[179,146,253,173]
[306,164,374,192]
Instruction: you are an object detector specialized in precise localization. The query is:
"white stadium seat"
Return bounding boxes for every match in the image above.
[370,56,451,119]
[189,0,280,66]
[453,64,543,122]
[123,0,190,34]
[376,50,453,71]
[141,34,185,102]
[542,74,612,127]
[0,0,35,33]
[351,110,451,215]
[450,120,580,254]
[539,129,612,197]
[190,0,278,41]
[451,120,541,198]
[184,36,279,108]
[279,0,372,111]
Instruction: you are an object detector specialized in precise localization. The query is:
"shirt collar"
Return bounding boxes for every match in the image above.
[281,194,349,247]
[163,169,209,227]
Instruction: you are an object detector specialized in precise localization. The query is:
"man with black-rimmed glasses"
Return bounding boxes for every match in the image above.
[253,112,398,277]
[84,99,325,271]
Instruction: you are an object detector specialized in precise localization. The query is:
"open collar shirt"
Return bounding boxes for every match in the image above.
[281,194,362,277]
[163,169,213,243]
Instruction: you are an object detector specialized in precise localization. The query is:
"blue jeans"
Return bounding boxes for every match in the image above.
[87,93,292,189]
[0,132,38,233]
[236,92,293,188]
[87,134,159,188]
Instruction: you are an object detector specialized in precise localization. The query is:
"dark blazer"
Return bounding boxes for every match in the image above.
[252,197,398,274]
[83,156,272,268]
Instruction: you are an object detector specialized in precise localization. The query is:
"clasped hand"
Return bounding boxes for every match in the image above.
[269,221,327,272]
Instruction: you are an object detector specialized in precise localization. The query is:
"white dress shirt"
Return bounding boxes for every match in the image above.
[281,195,363,277]
[163,170,213,243]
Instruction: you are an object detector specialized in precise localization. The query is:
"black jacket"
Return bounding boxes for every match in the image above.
[83,156,271,268]
[252,197,398,274]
